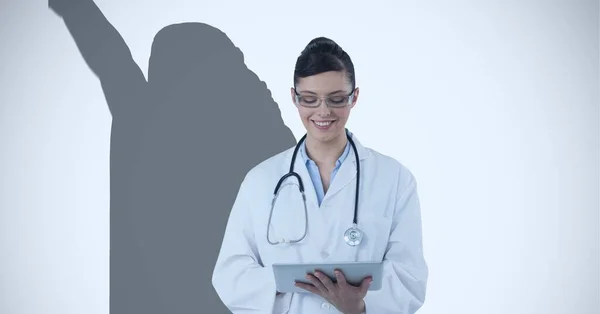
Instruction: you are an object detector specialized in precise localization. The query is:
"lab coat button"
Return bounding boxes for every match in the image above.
[321,302,330,309]
[320,251,329,259]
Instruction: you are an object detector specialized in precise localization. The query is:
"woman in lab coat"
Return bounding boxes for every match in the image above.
[212,37,428,314]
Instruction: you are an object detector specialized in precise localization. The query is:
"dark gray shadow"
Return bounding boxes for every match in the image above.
[49,0,297,313]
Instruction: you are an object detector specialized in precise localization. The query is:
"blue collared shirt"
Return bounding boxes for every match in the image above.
[299,136,351,206]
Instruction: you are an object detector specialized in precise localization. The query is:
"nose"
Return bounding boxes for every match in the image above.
[316,99,332,116]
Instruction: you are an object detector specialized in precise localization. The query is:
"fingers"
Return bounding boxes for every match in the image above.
[306,273,328,294]
[295,282,320,295]
[314,271,335,291]
[359,276,373,294]
[334,269,347,286]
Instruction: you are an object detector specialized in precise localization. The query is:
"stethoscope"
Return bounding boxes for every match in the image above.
[266,131,363,247]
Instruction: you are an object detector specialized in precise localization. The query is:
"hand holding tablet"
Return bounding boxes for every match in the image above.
[273,262,383,314]
[272,261,383,294]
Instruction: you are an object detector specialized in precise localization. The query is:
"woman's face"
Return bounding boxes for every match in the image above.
[291,71,359,144]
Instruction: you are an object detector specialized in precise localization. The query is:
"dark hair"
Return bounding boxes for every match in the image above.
[293,37,355,90]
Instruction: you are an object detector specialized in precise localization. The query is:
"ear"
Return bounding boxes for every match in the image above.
[290,87,299,107]
[349,87,359,109]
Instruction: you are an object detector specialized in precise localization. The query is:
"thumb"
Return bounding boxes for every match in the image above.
[359,277,372,294]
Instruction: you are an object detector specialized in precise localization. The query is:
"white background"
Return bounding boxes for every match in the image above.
[1,0,598,313]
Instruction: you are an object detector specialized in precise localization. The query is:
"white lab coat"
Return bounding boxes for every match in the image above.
[212,133,428,314]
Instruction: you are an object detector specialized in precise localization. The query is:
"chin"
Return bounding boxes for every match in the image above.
[308,128,344,143]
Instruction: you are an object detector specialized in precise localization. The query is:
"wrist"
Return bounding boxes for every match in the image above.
[346,300,365,314]
[359,299,366,313]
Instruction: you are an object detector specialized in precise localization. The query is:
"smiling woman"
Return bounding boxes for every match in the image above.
[212,37,429,314]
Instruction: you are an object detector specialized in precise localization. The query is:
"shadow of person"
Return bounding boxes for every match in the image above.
[49,1,297,313]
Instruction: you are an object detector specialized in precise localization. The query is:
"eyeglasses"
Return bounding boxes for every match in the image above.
[293,88,356,108]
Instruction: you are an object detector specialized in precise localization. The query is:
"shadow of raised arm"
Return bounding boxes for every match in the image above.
[49,0,147,116]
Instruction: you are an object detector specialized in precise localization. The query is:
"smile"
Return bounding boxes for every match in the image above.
[312,120,335,129]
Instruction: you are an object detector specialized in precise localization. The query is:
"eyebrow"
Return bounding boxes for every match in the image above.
[296,89,347,95]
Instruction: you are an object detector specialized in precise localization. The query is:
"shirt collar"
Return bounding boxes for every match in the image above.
[300,130,353,167]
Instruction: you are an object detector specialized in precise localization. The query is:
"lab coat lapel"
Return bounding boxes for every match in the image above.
[324,134,369,202]
[285,144,328,261]
[286,146,319,210]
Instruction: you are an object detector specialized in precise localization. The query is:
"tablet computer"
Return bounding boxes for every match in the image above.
[272,261,383,294]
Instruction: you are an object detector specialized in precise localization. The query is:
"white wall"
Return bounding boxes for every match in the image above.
[1,0,598,313]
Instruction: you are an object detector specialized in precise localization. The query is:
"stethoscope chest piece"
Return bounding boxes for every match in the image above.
[344,224,363,246]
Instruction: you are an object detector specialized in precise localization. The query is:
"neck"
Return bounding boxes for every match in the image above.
[304,132,348,167]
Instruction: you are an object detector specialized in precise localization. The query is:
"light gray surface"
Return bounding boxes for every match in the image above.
[2,1,598,313]
[272,262,383,294]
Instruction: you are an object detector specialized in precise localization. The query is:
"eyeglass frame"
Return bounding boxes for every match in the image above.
[292,87,358,108]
